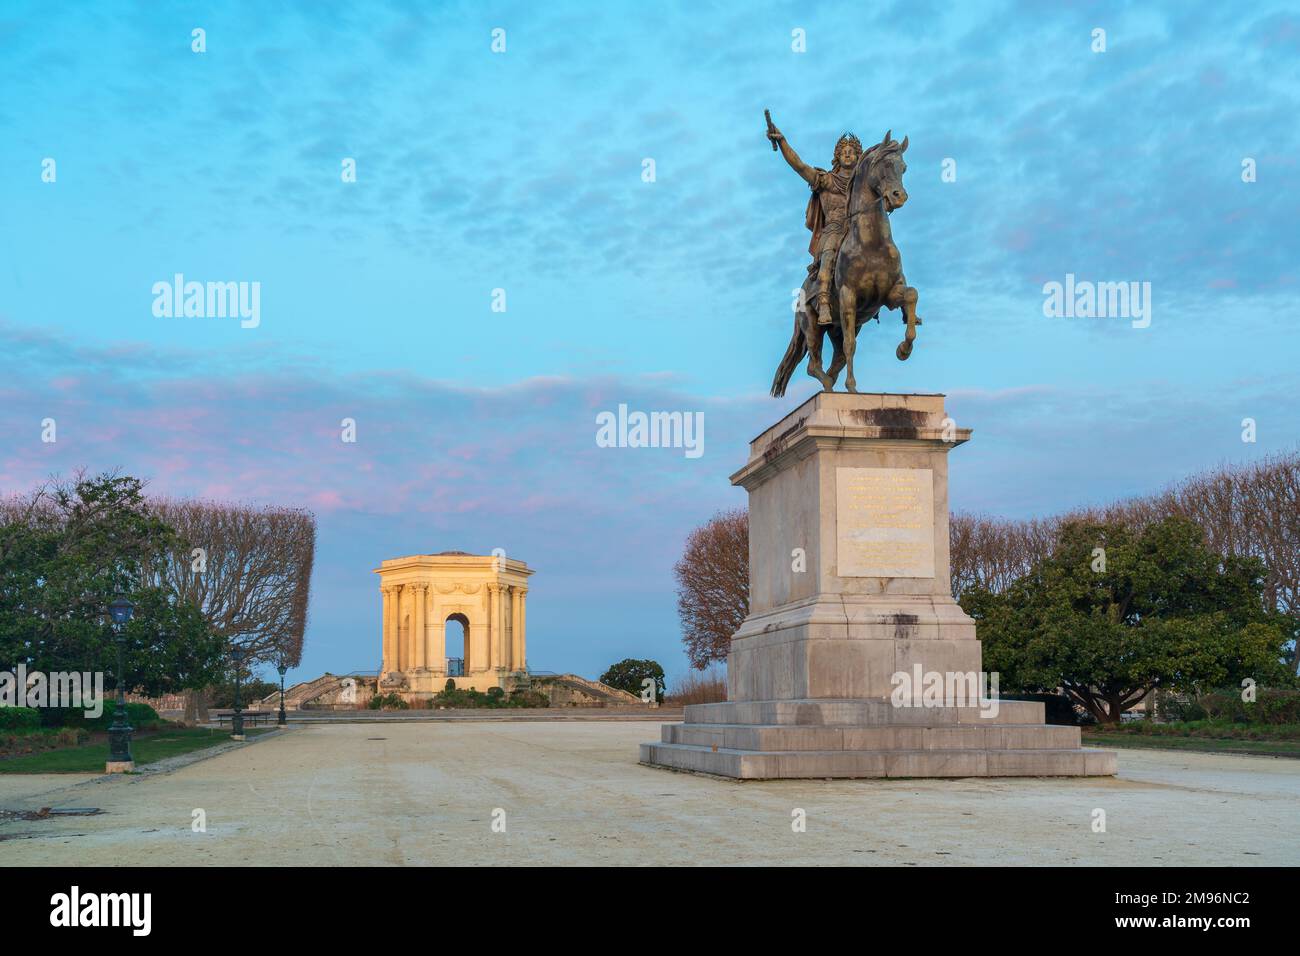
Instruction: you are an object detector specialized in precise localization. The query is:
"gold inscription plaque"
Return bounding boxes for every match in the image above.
[836,467,935,578]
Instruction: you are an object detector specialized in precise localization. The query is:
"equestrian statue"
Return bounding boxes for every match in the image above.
[766,112,921,397]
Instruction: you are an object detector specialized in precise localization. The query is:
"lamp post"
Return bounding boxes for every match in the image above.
[231,647,245,741]
[106,598,135,773]
[277,661,288,727]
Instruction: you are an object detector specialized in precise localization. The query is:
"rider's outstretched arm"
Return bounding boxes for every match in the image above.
[770,129,817,185]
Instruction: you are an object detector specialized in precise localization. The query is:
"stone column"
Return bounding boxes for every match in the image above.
[381,586,394,674]
[511,587,527,671]
[395,585,407,672]
[393,585,404,672]
[497,584,509,670]
[413,583,427,669]
[487,583,501,671]
[501,587,512,671]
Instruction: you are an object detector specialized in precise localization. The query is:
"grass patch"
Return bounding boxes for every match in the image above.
[0,726,272,774]
[1082,732,1300,757]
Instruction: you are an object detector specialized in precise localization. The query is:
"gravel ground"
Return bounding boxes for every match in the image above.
[1,720,1295,866]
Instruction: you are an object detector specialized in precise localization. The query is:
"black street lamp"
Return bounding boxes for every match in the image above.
[106,597,135,772]
[277,661,288,727]
[231,647,245,740]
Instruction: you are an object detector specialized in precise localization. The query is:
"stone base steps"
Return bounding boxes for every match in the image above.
[663,722,1082,751]
[639,741,1118,779]
[683,698,1047,726]
[641,697,1116,779]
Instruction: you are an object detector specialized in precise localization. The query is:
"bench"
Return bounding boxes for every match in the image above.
[214,710,279,728]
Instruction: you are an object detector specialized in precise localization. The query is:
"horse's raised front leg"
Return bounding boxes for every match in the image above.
[887,281,920,361]
[839,285,859,392]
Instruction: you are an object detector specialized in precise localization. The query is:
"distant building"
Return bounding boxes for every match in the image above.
[375,551,532,699]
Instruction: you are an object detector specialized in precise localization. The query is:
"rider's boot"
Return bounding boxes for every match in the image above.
[816,290,833,327]
[816,251,835,326]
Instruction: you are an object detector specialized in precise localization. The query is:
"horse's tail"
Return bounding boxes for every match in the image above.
[771,314,806,398]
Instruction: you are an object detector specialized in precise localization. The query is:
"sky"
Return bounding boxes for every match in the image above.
[2,0,1298,686]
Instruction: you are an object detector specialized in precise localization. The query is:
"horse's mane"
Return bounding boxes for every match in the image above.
[849,138,905,205]
[857,138,903,171]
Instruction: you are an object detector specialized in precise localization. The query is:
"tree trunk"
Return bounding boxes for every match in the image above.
[1065,687,1114,725]
[1106,690,1125,724]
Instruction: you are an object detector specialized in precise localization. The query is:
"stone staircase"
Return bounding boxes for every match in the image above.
[533,673,647,707]
[257,673,356,710]
[641,698,1116,779]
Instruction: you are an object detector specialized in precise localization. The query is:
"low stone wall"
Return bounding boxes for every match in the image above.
[262,672,650,711]
[125,692,186,712]
[533,675,651,708]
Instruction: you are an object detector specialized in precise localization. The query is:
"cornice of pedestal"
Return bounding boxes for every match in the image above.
[732,430,970,491]
[731,391,972,490]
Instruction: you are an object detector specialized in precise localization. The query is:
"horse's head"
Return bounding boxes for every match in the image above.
[855,129,909,213]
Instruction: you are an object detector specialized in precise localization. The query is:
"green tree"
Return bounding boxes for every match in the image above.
[600,658,666,703]
[962,517,1290,724]
[0,474,226,699]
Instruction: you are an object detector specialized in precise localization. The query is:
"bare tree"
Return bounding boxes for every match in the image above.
[950,512,1055,599]
[149,499,316,719]
[674,508,748,669]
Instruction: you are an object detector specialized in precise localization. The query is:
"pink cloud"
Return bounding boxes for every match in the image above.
[0,326,757,528]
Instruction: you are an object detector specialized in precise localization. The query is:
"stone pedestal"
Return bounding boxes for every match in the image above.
[641,392,1115,779]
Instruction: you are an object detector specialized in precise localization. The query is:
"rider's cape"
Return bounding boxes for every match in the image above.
[804,167,829,258]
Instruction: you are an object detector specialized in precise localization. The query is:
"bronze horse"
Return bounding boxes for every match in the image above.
[771,131,920,396]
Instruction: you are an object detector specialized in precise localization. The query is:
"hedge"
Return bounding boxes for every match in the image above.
[0,707,42,731]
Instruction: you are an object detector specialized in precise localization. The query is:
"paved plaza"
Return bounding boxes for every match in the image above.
[1,721,1296,866]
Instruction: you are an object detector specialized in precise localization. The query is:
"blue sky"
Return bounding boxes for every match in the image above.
[2,0,1298,685]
